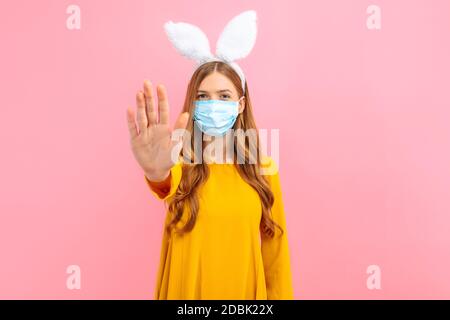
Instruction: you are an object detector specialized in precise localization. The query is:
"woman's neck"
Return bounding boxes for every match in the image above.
[202,134,234,164]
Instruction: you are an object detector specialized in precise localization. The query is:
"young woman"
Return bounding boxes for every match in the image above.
[126,61,294,300]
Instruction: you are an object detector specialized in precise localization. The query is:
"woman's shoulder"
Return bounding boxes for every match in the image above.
[259,155,279,176]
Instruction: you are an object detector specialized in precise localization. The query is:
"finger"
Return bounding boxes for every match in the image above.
[143,80,157,126]
[135,90,148,134]
[126,106,138,139]
[170,112,190,161]
[157,84,170,125]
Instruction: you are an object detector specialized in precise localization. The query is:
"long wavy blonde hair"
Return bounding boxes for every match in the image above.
[166,61,283,239]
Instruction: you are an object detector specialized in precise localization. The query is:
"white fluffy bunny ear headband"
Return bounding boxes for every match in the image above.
[164,10,258,94]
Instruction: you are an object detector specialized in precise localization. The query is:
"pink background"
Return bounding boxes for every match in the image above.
[1,0,450,299]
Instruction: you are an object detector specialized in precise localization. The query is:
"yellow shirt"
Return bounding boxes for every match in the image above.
[144,157,294,300]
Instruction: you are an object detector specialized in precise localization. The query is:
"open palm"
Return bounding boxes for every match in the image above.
[127,80,189,181]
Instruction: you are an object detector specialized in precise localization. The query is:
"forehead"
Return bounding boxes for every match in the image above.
[197,72,237,93]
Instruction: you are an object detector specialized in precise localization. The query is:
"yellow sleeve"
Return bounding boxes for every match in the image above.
[143,161,182,202]
[260,157,295,299]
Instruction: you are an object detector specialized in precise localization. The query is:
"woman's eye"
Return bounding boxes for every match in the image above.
[196,94,231,99]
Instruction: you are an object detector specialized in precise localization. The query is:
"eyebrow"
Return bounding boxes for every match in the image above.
[197,89,232,93]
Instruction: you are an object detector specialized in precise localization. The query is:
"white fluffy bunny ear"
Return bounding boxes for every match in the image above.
[164,21,215,64]
[215,10,258,63]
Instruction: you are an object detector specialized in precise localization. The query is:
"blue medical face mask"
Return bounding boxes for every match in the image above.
[193,97,244,137]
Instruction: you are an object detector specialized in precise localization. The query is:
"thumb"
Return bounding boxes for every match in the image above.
[173,112,189,131]
[169,112,190,163]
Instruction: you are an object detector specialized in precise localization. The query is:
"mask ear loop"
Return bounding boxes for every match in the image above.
[236,96,245,127]
[237,96,245,114]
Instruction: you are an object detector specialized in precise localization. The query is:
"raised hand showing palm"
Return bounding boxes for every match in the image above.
[127,80,189,181]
